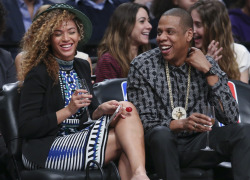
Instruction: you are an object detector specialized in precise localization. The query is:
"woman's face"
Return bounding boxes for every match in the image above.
[51,20,81,61]
[130,8,152,47]
[191,9,204,49]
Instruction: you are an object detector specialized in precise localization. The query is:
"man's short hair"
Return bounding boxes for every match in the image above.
[162,8,193,30]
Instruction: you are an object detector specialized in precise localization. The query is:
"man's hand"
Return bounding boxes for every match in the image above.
[170,112,212,132]
[182,113,212,132]
[186,47,219,86]
[186,47,212,73]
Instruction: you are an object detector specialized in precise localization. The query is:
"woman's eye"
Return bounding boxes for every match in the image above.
[54,33,61,37]
[140,20,145,24]
[69,31,76,35]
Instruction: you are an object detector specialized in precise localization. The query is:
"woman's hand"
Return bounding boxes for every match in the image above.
[56,89,92,124]
[207,40,223,62]
[67,89,92,115]
[92,100,127,120]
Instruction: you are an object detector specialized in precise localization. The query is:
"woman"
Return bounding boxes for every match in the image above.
[95,2,152,83]
[15,4,94,79]
[189,0,250,83]
[18,3,149,180]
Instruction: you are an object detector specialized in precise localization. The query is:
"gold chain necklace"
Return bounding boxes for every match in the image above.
[165,62,191,120]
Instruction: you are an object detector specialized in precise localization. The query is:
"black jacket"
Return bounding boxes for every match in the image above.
[19,58,99,167]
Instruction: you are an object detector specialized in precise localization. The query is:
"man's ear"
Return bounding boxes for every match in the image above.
[186,28,193,43]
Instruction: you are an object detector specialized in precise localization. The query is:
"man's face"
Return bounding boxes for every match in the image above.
[156,15,193,63]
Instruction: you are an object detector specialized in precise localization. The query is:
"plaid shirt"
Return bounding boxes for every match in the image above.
[127,47,239,136]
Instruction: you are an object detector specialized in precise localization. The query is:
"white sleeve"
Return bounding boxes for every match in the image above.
[234,43,250,73]
[75,51,89,60]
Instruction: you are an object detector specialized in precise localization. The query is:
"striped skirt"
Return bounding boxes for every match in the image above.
[23,116,109,171]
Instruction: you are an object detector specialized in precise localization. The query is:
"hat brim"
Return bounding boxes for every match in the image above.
[34,3,92,46]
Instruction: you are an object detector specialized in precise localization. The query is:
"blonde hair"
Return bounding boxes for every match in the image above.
[19,9,84,83]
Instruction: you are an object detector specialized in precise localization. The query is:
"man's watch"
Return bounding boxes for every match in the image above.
[204,66,216,77]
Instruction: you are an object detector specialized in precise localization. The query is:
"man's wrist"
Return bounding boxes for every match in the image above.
[204,65,217,77]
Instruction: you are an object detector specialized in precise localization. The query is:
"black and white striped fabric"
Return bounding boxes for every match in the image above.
[23,116,109,171]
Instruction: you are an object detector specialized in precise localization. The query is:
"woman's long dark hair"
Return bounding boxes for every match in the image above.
[98,2,151,77]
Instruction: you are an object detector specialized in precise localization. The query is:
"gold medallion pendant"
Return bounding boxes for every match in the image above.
[172,107,187,120]
[165,62,191,120]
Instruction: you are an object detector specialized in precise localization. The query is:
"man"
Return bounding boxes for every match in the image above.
[0,2,17,179]
[0,0,53,59]
[127,8,250,180]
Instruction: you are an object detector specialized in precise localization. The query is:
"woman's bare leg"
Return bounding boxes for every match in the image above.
[119,152,132,180]
[105,130,133,179]
[105,101,149,179]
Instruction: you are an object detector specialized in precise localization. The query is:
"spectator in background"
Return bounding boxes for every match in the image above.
[0,3,17,88]
[66,0,129,56]
[95,2,152,82]
[222,0,234,8]
[172,0,198,10]
[229,0,250,51]
[149,0,197,40]
[0,2,17,180]
[0,0,53,59]
[149,0,176,39]
[189,0,250,83]
[15,4,51,78]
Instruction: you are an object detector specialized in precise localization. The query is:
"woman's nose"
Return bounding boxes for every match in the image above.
[62,33,69,41]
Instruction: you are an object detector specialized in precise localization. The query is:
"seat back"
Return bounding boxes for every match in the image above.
[228,80,250,124]
[0,81,21,156]
[93,78,127,103]
[0,81,22,179]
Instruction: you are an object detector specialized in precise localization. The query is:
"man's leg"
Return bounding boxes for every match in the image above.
[145,126,180,180]
[218,123,250,180]
[179,123,250,180]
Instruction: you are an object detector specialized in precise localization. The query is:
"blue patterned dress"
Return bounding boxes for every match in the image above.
[23,58,109,171]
